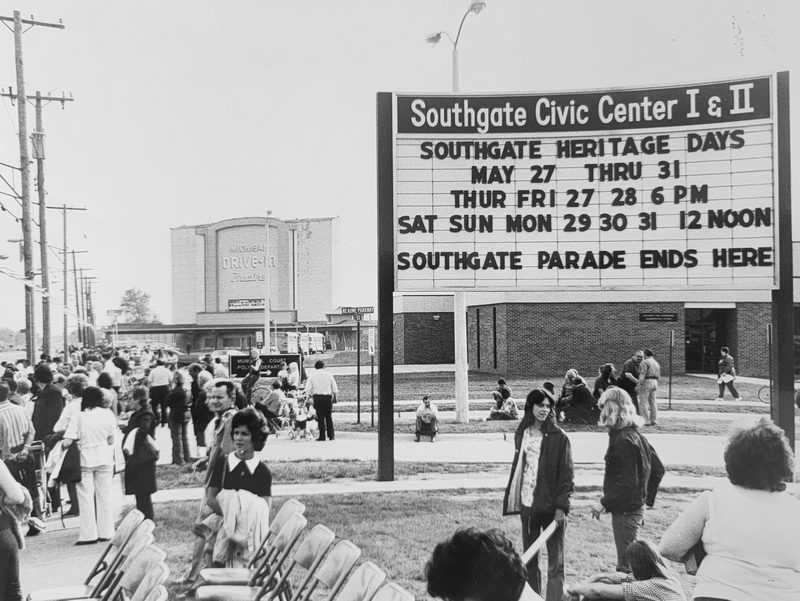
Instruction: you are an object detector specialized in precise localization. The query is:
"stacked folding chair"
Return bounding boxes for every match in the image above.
[333,562,387,601]
[26,508,148,601]
[197,498,306,587]
[370,583,415,601]
[196,522,334,601]
[290,539,361,601]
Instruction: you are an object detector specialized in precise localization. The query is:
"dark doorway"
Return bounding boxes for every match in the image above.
[684,308,736,373]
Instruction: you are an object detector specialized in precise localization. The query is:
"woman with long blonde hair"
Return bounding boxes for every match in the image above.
[591,388,664,573]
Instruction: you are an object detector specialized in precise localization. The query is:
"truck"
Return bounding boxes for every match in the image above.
[298,332,325,354]
[275,332,299,354]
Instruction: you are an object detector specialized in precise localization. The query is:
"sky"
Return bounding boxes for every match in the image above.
[0,0,798,333]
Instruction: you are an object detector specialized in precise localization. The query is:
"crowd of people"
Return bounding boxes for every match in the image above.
[1,342,797,601]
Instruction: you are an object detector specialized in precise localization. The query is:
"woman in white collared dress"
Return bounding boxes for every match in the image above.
[63,386,118,545]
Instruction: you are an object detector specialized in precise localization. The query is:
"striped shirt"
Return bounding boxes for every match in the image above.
[0,400,34,459]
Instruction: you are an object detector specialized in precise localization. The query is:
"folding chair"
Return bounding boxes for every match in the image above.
[129,562,169,601]
[27,516,152,601]
[140,587,166,601]
[249,499,306,570]
[332,562,386,601]
[260,524,336,601]
[198,506,307,586]
[88,545,166,601]
[195,513,308,601]
[291,540,361,601]
[370,583,415,601]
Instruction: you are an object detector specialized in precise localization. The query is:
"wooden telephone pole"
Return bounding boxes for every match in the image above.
[0,10,65,362]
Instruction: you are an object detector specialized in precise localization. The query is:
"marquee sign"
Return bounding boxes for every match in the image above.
[390,76,778,291]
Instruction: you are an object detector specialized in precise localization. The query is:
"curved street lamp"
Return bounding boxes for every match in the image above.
[426,1,487,92]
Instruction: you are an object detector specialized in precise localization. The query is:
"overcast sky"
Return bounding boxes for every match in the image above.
[0,0,798,332]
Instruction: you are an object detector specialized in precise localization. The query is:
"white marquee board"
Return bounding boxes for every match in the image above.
[392,76,777,292]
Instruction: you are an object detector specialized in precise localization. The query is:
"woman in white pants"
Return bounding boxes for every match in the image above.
[63,386,118,545]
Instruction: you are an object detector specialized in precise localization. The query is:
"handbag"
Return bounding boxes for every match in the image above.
[60,443,82,484]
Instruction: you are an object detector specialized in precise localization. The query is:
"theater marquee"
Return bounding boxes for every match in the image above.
[387,76,779,292]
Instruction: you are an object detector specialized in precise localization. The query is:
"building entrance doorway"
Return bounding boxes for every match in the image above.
[684,308,736,373]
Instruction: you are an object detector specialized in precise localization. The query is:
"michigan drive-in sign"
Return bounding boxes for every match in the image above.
[390,76,778,292]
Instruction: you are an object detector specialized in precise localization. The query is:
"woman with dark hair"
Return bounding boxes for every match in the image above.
[591,388,664,574]
[593,363,617,401]
[96,372,118,415]
[202,408,272,566]
[503,389,573,601]
[557,369,599,425]
[567,540,685,600]
[62,386,117,545]
[31,363,64,449]
[426,528,533,601]
[660,417,800,601]
[121,392,158,520]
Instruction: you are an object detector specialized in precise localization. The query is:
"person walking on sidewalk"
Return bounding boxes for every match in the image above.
[148,359,172,426]
[638,349,661,426]
[305,360,338,441]
[503,389,574,601]
[716,346,741,401]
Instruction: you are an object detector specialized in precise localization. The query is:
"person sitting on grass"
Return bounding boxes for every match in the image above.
[557,369,599,425]
[426,528,544,601]
[488,379,519,421]
[566,539,685,600]
[415,395,439,442]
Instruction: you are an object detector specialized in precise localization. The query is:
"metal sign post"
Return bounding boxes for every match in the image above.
[341,306,374,426]
[668,329,674,411]
[369,327,376,428]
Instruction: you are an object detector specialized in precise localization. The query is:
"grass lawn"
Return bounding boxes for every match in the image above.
[329,372,766,403]
[158,490,696,600]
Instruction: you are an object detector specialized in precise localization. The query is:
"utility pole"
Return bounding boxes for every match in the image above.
[71,250,81,345]
[46,204,86,359]
[82,275,97,347]
[0,10,65,363]
[0,89,77,356]
[78,268,86,345]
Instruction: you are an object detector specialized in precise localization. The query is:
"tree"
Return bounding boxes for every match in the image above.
[119,288,159,323]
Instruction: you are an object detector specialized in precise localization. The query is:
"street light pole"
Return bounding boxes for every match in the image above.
[428,1,486,423]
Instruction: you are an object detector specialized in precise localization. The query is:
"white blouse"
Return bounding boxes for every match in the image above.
[65,407,117,468]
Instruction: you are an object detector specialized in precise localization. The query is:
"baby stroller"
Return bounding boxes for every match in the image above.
[251,379,294,438]
[30,441,52,518]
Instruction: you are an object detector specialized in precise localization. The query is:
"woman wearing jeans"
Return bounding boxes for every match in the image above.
[591,387,664,572]
[63,386,117,545]
[167,371,192,464]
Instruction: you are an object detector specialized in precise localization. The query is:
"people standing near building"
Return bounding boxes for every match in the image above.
[31,364,65,453]
[593,363,617,401]
[716,346,741,401]
[167,372,192,465]
[618,351,644,414]
[305,360,338,441]
[591,388,664,573]
[184,379,237,583]
[51,373,89,516]
[503,389,574,601]
[189,364,214,452]
[62,386,117,545]
[212,357,228,379]
[638,349,661,426]
[148,359,172,426]
[241,349,262,402]
[121,402,159,521]
[102,353,123,394]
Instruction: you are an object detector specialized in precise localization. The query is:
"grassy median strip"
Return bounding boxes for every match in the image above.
[160,490,695,599]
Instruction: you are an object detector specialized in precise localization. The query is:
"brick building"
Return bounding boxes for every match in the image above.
[394,291,777,377]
